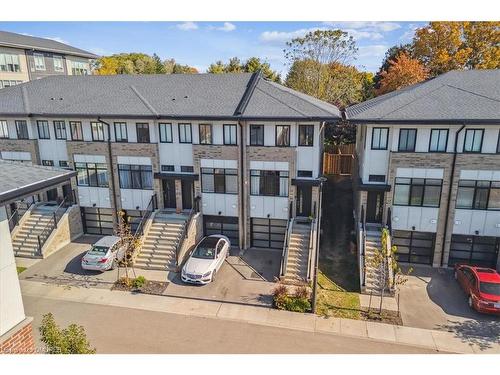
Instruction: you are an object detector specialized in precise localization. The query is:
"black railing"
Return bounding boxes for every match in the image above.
[360,205,367,287]
[8,198,36,231]
[175,196,200,267]
[133,193,157,239]
[36,194,73,256]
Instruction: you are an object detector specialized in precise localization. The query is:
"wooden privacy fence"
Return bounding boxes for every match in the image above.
[323,144,356,176]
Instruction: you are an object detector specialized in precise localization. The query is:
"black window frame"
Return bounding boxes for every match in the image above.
[159,123,173,143]
[398,128,417,152]
[90,121,105,142]
[180,166,194,173]
[429,129,449,153]
[41,160,54,166]
[297,170,313,178]
[114,122,128,143]
[15,120,29,140]
[59,160,69,168]
[161,165,175,172]
[53,120,67,140]
[393,177,443,208]
[371,127,389,150]
[201,168,238,194]
[223,124,237,145]
[496,131,500,154]
[199,124,213,145]
[456,180,500,211]
[37,120,50,139]
[69,121,83,141]
[463,129,484,153]
[0,120,8,139]
[118,164,153,190]
[249,124,264,146]
[250,170,289,197]
[275,125,290,147]
[298,124,314,147]
[178,123,192,144]
[75,162,109,188]
[136,123,150,143]
[369,174,386,183]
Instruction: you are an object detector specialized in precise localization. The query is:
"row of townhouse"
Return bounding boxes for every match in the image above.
[348,70,500,279]
[0,30,97,89]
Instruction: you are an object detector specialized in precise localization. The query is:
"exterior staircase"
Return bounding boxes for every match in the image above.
[363,224,388,294]
[134,211,188,271]
[283,220,312,284]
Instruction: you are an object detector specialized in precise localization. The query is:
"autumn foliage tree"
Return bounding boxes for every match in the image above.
[95,53,198,75]
[376,52,429,95]
[207,57,281,82]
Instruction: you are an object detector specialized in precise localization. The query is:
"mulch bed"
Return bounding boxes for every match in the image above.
[360,308,403,325]
[111,279,168,295]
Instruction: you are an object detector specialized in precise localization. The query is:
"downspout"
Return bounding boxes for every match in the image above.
[238,120,246,251]
[440,123,465,267]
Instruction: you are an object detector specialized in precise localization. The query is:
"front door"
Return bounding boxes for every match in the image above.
[366,191,384,223]
[162,178,176,209]
[296,185,312,217]
[181,180,193,210]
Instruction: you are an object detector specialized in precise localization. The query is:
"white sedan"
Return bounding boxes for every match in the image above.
[81,236,125,272]
[181,235,230,284]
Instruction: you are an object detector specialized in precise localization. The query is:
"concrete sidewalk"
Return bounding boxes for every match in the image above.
[20,280,499,354]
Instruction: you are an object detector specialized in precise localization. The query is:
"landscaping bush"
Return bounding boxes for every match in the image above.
[39,313,95,354]
[294,285,310,299]
[272,283,290,310]
[132,276,147,289]
[272,283,311,313]
[285,297,311,313]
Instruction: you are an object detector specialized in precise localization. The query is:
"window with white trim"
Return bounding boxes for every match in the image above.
[71,61,89,75]
[250,170,289,197]
[53,56,64,72]
[0,120,8,139]
[34,53,45,70]
[0,53,21,72]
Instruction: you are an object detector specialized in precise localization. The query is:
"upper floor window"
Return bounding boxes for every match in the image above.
[161,165,175,172]
[42,160,54,166]
[75,162,109,188]
[398,129,417,152]
[463,129,483,153]
[118,164,153,190]
[250,170,289,197]
[70,121,83,141]
[250,124,264,146]
[297,170,313,178]
[15,120,29,139]
[159,123,172,143]
[371,127,388,150]
[136,123,150,143]
[114,122,128,142]
[0,120,8,139]
[181,166,194,173]
[178,123,192,143]
[456,180,500,210]
[223,124,237,145]
[0,53,21,72]
[37,120,50,139]
[199,124,213,145]
[53,56,64,72]
[0,80,23,89]
[298,125,314,146]
[497,131,500,154]
[429,129,449,152]
[201,168,238,194]
[33,53,45,70]
[275,125,290,147]
[53,121,67,140]
[393,177,442,207]
[71,61,88,75]
[91,122,105,141]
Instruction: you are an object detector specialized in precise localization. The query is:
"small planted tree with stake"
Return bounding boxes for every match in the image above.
[115,210,140,286]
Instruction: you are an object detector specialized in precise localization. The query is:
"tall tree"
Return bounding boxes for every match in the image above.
[207,57,281,82]
[463,22,500,69]
[376,52,429,95]
[95,53,198,75]
[373,44,413,89]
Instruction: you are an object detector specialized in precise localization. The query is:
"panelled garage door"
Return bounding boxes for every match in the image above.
[81,207,114,235]
[448,235,499,268]
[203,215,239,247]
[251,218,287,249]
[392,230,436,265]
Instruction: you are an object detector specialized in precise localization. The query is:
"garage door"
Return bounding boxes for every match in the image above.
[203,215,239,247]
[251,218,287,249]
[448,235,499,268]
[392,230,435,265]
[81,207,114,235]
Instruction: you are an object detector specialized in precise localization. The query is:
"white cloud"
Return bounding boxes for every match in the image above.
[176,22,198,31]
[325,21,401,32]
[209,22,236,32]
[344,29,384,40]
[358,44,389,58]
[260,27,325,43]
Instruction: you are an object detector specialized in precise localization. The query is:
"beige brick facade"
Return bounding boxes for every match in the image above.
[0,139,40,164]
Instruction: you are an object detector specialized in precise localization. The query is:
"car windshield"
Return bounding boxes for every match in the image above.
[191,238,219,259]
[480,282,500,296]
[87,246,109,256]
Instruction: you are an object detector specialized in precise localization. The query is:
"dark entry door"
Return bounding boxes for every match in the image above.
[366,191,384,223]
[162,178,176,209]
[296,185,312,217]
[181,180,193,210]
[46,188,58,201]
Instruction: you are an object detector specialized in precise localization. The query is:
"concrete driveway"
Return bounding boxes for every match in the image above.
[17,235,277,306]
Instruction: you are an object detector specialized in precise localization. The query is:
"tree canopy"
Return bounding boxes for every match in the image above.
[376,52,429,95]
[95,53,198,75]
[207,57,281,82]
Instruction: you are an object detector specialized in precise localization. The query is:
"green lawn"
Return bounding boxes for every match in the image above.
[316,271,361,319]
[16,266,27,274]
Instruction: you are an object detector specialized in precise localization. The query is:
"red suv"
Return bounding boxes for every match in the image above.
[454,264,500,315]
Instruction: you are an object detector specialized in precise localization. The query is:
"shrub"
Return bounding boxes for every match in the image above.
[285,297,311,313]
[294,285,310,300]
[272,283,290,310]
[132,276,147,289]
[272,283,311,313]
[39,313,95,354]
[117,276,133,288]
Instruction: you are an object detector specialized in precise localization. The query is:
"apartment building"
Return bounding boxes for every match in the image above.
[347,70,500,275]
[0,30,97,89]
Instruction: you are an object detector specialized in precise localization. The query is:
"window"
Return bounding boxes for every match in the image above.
[136,123,150,143]
[393,178,442,207]
[159,123,172,143]
[298,125,314,146]
[181,166,194,173]
[53,121,67,140]
[463,129,484,153]
[223,124,237,145]
[369,174,386,182]
[118,164,153,190]
[497,131,500,154]
[0,120,8,139]
[75,162,109,187]
[161,165,175,172]
[71,61,88,75]
[456,180,500,210]
[297,170,313,178]
[275,125,290,147]
[59,160,69,168]
[33,53,45,70]
[42,160,54,166]
[398,129,417,152]
[53,56,64,72]
[91,122,105,141]
[201,168,238,194]
[15,120,28,139]
[70,121,83,141]
[250,170,289,197]
[0,53,21,72]
[178,123,192,143]
[250,125,264,146]
[114,122,128,142]
[371,127,389,150]
[199,124,212,145]
[0,80,23,89]
[429,129,448,152]
[37,120,50,139]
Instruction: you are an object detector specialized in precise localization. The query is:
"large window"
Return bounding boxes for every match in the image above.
[136,123,150,143]
[159,123,172,143]
[114,122,128,142]
[0,53,21,72]
[71,61,88,75]
[201,168,237,194]
[53,121,67,140]
[199,124,212,145]
[250,170,289,197]
[0,80,23,89]
[429,129,449,152]
[371,127,389,150]
[75,162,109,187]
[250,124,264,146]
[70,121,83,141]
[37,120,50,139]
[33,53,45,70]
[178,123,192,143]
[91,122,105,141]
[275,125,290,147]
[53,55,64,72]
[118,164,153,190]
[15,120,28,139]
[298,125,314,146]
[393,177,442,207]
[398,129,417,152]
[456,180,500,210]
[223,124,237,145]
[463,129,483,153]
[0,120,8,139]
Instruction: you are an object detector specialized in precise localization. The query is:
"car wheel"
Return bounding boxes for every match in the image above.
[468,295,473,308]
[211,270,216,283]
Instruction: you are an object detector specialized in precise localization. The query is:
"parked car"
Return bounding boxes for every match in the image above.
[454,264,500,315]
[181,235,230,284]
[81,236,125,272]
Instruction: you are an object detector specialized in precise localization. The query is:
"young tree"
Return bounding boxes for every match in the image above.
[115,210,140,284]
[207,60,226,74]
[39,313,95,354]
[376,52,429,95]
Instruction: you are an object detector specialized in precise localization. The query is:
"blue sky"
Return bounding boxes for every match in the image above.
[0,21,426,76]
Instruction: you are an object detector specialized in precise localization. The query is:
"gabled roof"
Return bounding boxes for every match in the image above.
[0,30,98,59]
[346,70,500,124]
[0,72,341,121]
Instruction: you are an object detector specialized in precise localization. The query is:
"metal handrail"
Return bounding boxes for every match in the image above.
[174,196,200,266]
[280,217,294,277]
[8,199,35,231]
[36,195,72,256]
[360,205,367,287]
[133,193,157,239]
[306,218,317,281]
